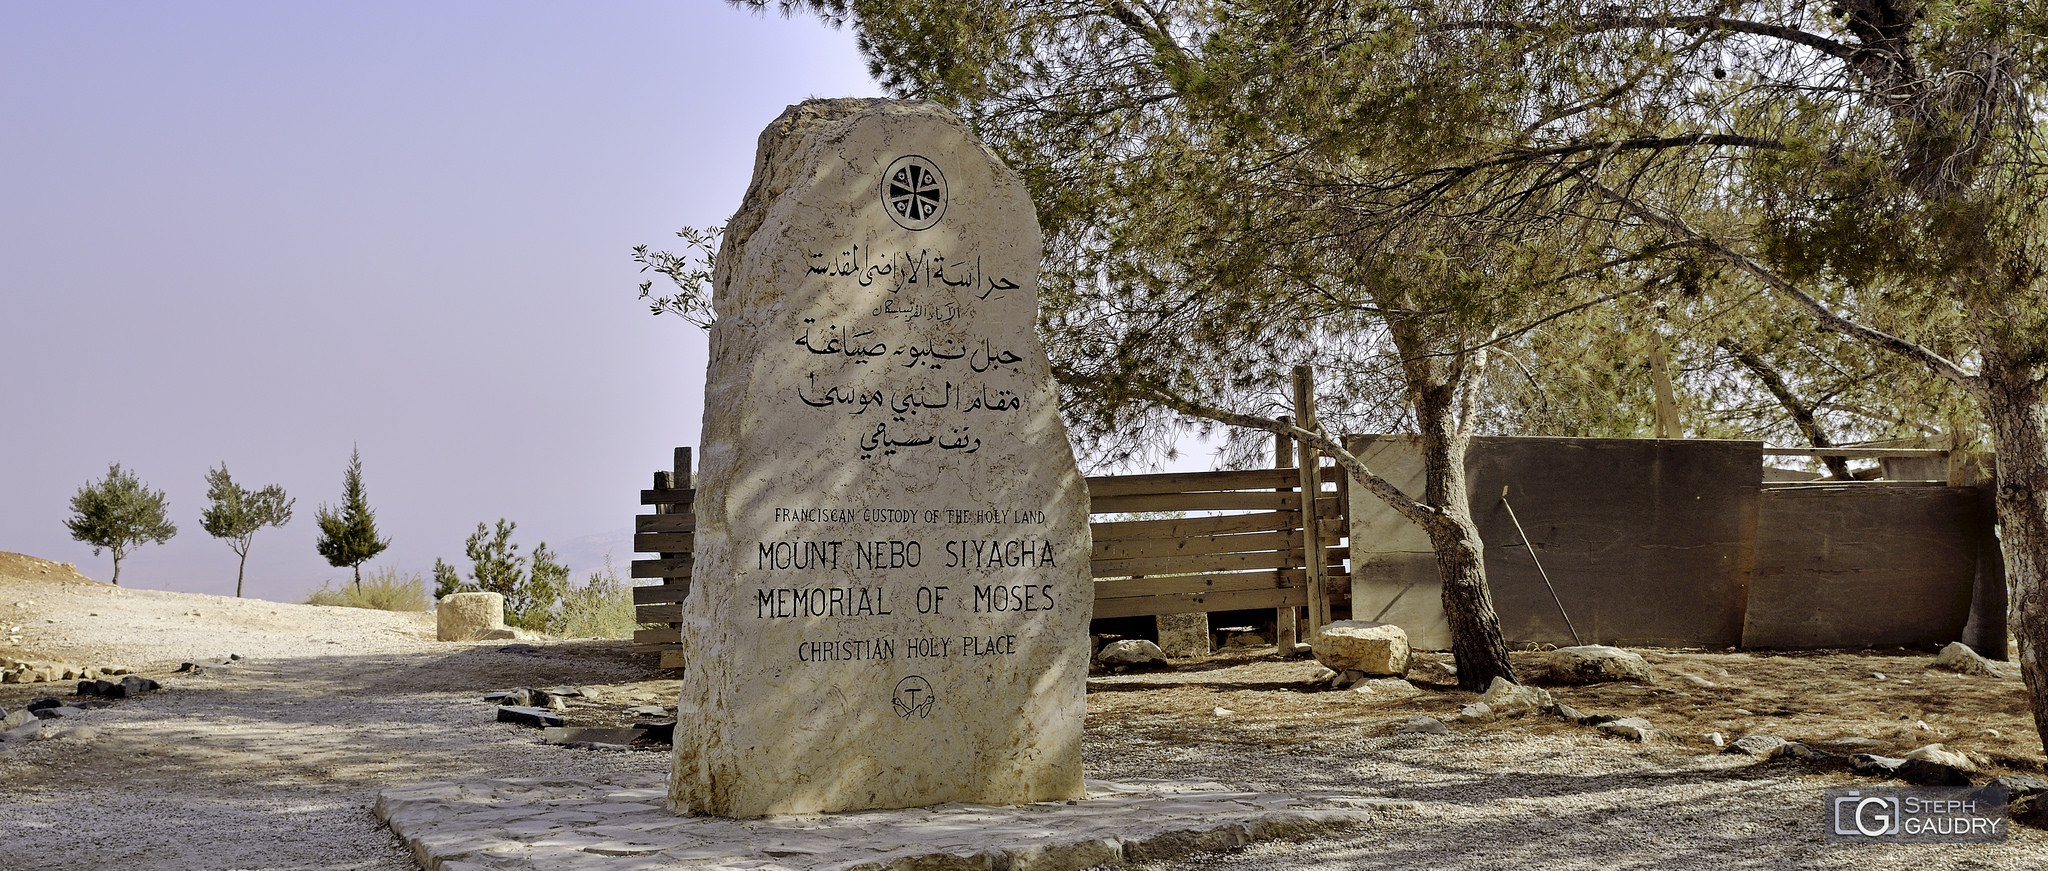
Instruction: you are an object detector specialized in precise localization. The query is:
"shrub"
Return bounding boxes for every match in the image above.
[547,556,643,639]
[304,566,428,611]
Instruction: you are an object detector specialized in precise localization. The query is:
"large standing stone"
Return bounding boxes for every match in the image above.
[436,592,507,641]
[1310,620,1411,676]
[1155,613,1210,658]
[670,99,1091,818]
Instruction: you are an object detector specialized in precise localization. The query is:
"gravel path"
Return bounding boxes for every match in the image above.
[5,566,2048,870]
[0,574,661,870]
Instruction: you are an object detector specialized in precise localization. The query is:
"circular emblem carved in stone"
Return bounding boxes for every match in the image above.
[881,155,947,231]
[891,675,936,719]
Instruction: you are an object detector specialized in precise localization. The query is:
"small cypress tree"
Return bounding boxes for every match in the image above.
[64,462,177,585]
[315,446,390,587]
[199,463,295,598]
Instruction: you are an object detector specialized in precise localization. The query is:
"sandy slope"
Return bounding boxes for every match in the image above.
[0,556,666,871]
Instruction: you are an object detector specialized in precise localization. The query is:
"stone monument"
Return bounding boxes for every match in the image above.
[670,99,1092,818]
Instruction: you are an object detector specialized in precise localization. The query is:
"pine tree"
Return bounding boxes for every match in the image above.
[315,446,390,587]
[199,463,295,598]
[64,462,177,585]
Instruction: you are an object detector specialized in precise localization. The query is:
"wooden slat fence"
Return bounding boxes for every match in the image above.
[629,442,1350,656]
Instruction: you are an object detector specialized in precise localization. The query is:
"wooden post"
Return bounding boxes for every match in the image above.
[1294,364,1328,638]
[1274,418,1299,653]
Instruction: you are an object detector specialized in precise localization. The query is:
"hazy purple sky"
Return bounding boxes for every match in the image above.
[0,3,889,600]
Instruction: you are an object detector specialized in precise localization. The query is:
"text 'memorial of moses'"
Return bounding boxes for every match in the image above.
[670,99,1090,818]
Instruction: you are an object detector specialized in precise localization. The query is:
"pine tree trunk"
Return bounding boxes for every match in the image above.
[236,552,249,598]
[111,552,122,586]
[1981,358,2048,749]
[354,564,363,589]
[1413,380,1517,691]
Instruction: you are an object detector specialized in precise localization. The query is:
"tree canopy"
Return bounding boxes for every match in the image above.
[315,446,390,587]
[200,463,295,598]
[64,462,176,586]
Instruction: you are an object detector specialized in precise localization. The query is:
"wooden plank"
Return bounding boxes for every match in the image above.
[632,582,692,605]
[635,514,696,533]
[1091,586,1305,619]
[1092,549,1306,578]
[1318,518,1346,540]
[1762,447,1948,458]
[1315,495,1342,519]
[1090,512,1302,542]
[1094,571,1297,599]
[1092,529,1298,561]
[630,559,693,580]
[634,627,682,645]
[637,603,683,623]
[1084,468,1301,498]
[1274,428,1300,654]
[1762,480,1947,490]
[1089,490,1297,515]
[633,532,695,554]
[640,487,698,506]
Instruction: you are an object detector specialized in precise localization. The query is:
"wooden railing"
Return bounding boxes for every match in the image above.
[629,443,1349,656]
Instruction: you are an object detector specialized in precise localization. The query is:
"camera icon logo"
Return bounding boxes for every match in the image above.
[1834,790,1902,837]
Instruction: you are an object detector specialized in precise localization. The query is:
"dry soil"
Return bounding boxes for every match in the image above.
[3,552,2045,870]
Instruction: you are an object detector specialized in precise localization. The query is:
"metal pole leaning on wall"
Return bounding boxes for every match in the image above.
[1500,484,1581,646]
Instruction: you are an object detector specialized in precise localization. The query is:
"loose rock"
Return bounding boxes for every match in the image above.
[1477,677,1553,714]
[1932,642,2014,678]
[1395,716,1450,736]
[1097,639,1167,667]
[1529,645,1653,685]
[1725,734,1789,758]
[1896,757,1974,787]
[1992,774,2048,802]
[1904,743,1974,771]
[1547,703,1587,724]
[1310,620,1411,676]
[1595,717,1667,742]
[1349,677,1421,698]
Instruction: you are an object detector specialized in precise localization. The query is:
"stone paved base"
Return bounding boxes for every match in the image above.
[374,773,1399,870]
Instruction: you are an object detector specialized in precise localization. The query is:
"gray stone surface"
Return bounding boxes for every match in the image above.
[673,98,1091,817]
[376,774,1389,871]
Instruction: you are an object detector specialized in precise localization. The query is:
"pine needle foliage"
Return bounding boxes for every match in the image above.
[314,446,390,587]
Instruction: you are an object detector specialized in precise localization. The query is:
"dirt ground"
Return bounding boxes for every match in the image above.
[4,553,2047,870]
